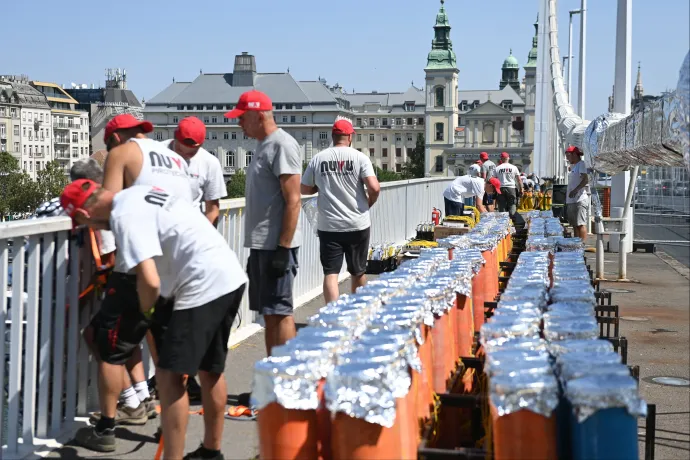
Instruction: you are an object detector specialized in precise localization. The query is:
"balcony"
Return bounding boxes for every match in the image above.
[54,138,70,145]
[0,177,451,459]
[53,123,74,130]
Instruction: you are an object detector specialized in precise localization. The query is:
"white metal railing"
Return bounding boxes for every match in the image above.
[0,177,452,457]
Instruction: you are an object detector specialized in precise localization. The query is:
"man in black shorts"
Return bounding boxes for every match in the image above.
[61,180,247,459]
[301,119,381,302]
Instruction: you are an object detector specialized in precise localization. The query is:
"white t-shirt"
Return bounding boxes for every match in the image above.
[567,160,590,204]
[302,146,376,232]
[493,162,520,188]
[110,185,247,310]
[468,164,481,177]
[443,175,485,203]
[163,140,227,207]
[99,230,116,255]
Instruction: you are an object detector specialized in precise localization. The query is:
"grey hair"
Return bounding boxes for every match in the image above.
[70,158,104,183]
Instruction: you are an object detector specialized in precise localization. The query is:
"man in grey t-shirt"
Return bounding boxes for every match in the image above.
[225,90,302,356]
[302,119,380,303]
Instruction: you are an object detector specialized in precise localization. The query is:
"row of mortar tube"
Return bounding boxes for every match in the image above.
[256,232,512,460]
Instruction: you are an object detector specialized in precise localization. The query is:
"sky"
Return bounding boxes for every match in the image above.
[3,0,688,120]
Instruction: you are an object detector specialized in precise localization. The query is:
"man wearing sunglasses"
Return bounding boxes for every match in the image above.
[75,114,195,452]
[162,117,227,225]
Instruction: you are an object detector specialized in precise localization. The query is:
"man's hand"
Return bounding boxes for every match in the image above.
[271,246,291,278]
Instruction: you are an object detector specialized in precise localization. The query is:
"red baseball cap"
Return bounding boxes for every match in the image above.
[224,90,273,119]
[60,179,100,218]
[104,114,153,143]
[500,152,510,159]
[176,117,206,147]
[566,145,583,155]
[480,152,489,161]
[332,119,355,135]
[488,177,502,194]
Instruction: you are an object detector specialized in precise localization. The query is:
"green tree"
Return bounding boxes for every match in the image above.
[37,160,69,200]
[0,152,57,219]
[373,166,400,183]
[226,170,246,198]
[401,133,426,179]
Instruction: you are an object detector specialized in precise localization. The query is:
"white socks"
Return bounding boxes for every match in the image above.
[134,380,150,401]
[120,386,140,409]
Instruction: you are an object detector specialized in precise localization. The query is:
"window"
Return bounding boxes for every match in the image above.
[206,131,210,140]
[224,118,229,123]
[356,134,362,141]
[206,105,213,110]
[458,116,463,125]
[405,103,415,112]
[226,150,235,167]
[382,148,388,157]
[382,118,388,126]
[204,116,210,123]
[435,87,445,107]
[395,118,402,125]
[382,164,388,171]
[460,100,468,111]
[356,118,362,126]
[407,135,413,142]
[396,148,402,157]
[435,123,444,141]
[369,148,375,156]
[472,100,480,109]
[395,133,401,142]
[22,111,25,121]
[232,132,237,140]
[23,145,26,154]
[72,133,78,142]
[42,146,45,154]
[407,118,413,126]
[28,112,32,121]
[302,132,307,140]
[482,122,495,143]
[396,164,402,173]
[79,147,83,156]
[406,147,414,157]
[0,123,5,136]
[72,147,78,157]
[369,134,375,142]
[282,116,288,123]
[212,116,218,124]
[39,113,43,122]
[243,134,248,140]
[211,132,217,140]
[382,135,388,142]
[23,127,26,137]
[302,116,307,123]
[246,151,253,165]
[224,132,229,140]
[13,125,19,136]
[369,118,375,126]
[155,132,163,140]
[14,142,19,152]
[187,105,194,111]
[319,131,327,140]
[177,105,184,110]
[274,104,282,110]
[285,104,293,110]
[290,116,296,123]
[195,105,202,110]
[435,155,443,172]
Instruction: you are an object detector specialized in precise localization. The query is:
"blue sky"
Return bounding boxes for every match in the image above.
[3,0,688,120]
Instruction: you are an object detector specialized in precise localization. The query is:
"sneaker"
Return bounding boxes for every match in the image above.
[74,426,116,453]
[143,397,158,419]
[89,403,149,426]
[183,444,224,460]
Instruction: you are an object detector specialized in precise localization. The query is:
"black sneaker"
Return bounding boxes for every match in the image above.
[148,375,157,399]
[74,426,116,453]
[183,444,224,460]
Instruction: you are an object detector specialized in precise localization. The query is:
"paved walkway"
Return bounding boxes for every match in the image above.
[45,248,690,460]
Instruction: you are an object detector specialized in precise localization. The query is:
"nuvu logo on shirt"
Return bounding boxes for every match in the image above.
[319,160,354,176]
[149,151,186,174]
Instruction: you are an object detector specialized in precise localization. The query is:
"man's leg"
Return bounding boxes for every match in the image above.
[351,274,366,293]
[319,232,345,304]
[157,368,189,459]
[199,371,226,451]
[98,362,125,420]
[264,314,296,356]
[323,275,340,303]
[345,228,370,295]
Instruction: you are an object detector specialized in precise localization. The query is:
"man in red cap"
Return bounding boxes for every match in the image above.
[73,113,195,451]
[492,151,523,218]
[301,119,381,302]
[479,152,496,180]
[565,145,590,240]
[61,179,246,460]
[162,116,227,224]
[225,90,302,356]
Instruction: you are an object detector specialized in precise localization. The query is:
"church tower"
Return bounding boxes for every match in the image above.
[424,0,459,176]
[632,62,644,110]
[523,15,538,150]
[500,49,521,92]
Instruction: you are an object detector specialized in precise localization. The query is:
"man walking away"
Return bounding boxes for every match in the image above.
[301,119,381,303]
[163,117,227,224]
[442,172,488,217]
[493,152,522,218]
[61,180,247,460]
[479,152,496,180]
[565,145,590,240]
[225,91,302,356]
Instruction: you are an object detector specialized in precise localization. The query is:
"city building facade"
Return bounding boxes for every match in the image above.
[31,81,90,174]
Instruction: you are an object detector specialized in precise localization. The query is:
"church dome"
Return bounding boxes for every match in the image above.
[503,50,519,69]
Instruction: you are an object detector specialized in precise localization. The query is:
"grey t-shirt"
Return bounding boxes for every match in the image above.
[244,128,303,249]
[481,160,497,181]
[302,146,375,232]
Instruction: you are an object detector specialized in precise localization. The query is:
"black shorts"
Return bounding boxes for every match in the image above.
[90,273,150,365]
[318,228,370,276]
[151,285,245,376]
[247,248,299,316]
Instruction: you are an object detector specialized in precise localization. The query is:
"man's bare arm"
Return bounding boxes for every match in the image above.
[300,184,317,195]
[135,259,160,314]
[364,176,381,207]
[204,199,220,225]
[279,174,302,248]
[102,143,137,193]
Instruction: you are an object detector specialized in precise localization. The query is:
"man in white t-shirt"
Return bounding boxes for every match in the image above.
[442,173,488,216]
[163,117,227,224]
[301,119,381,302]
[468,161,482,178]
[565,145,590,240]
[61,180,247,460]
[492,152,523,218]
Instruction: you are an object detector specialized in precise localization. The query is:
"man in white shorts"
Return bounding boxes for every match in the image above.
[301,119,380,302]
[565,145,590,240]
[61,180,247,460]
[162,117,227,224]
